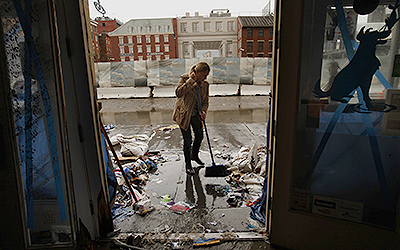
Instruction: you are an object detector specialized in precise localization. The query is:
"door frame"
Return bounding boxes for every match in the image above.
[268,0,400,249]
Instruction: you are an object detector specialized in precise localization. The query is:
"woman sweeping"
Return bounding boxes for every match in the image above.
[173,62,210,175]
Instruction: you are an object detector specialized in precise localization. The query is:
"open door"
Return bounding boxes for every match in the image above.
[269,0,400,248]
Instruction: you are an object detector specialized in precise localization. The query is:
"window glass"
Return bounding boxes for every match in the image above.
[1,0,72,246]
[258,41,264,50]
[193,22,199,32]
[291,4,400,231]
[228,21,234,31]
[216,22,222,31]
[181,23,187,32]
[204,22,211,31]
[247,41,253,50]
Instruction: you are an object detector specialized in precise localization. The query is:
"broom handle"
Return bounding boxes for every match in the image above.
[99,118,138,203]
[195,85,216,165]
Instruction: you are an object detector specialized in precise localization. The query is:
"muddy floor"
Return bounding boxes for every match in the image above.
[97,96,275,249]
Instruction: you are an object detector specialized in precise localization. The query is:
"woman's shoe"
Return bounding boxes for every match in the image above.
[191,155,204,165]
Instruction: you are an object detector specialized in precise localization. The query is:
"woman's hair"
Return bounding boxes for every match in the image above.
[190,62,210,73]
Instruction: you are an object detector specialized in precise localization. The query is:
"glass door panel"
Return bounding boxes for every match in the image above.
[1,0,72,246]
[291,2,400,230]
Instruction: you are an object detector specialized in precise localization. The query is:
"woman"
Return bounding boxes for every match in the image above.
[173,62,210,175]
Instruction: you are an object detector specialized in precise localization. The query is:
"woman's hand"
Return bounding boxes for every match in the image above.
[200,112,206,121]
[190,71,197,82]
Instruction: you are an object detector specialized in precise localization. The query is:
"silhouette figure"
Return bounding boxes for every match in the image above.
[314,5,400,110]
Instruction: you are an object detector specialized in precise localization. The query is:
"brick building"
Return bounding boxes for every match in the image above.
[90,19,99,61]
[94,16,123,61]
[238,15,274,58]
[108,18,178,61]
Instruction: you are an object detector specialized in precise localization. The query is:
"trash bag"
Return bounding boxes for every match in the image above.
[115,134,149,157]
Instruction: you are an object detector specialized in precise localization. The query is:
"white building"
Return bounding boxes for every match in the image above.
[177,9,238,58]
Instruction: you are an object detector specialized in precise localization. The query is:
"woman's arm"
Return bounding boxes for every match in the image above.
[175,75,195,98]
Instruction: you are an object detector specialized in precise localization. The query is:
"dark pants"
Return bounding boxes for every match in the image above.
[180,114,204,166]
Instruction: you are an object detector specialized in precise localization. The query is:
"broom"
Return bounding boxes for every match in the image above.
[195,85,227,177]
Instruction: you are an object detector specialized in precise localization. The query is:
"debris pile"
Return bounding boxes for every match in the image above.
[107,131,167,222]
[211,140,268,208]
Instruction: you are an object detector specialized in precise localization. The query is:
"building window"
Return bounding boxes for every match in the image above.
[228,21,234,31]
[247,53,252,57]
[181,23,187,32]
[129,47,133,53]
[138,46,143,53]
[146,45,151,52]
[259,29,264,37]
[137,36,142,43]
[165,45,169,52]
[184,44,189,54]
[156,45,160,52]
[121,57,125,61]
[164,36,169,42]
[193,22,199,32]
[155,35,159,43]
[204,22,211,31]
[139,56,143,60]
[258,41,264,50]
[269,28,273,36]
[227,43,231,52]
[269,41,273,50]
[258,53,263,57]
[165,55,169,59]
[128,36,132,43]
[248,29,253,37]
[216,22,222,31]
[247,41,253,50]
[102,23,105,27]
[120,47,124,53]
[156,55,161,60]
[119,37,124,44]
[146,36,151,43]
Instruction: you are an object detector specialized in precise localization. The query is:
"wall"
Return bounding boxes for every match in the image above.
[95,57,272,87]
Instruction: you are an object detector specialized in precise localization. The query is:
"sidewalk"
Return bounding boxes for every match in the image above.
[97,84,271,99]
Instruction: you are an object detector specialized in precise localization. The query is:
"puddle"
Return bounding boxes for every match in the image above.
[101,108,268,125]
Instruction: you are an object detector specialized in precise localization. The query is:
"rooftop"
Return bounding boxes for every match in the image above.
[238,15,274,27]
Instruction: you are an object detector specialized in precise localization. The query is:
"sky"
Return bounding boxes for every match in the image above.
[89,0,274,22]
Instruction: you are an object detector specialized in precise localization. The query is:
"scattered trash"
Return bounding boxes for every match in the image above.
[208,221,218,226]
[168,201,195,214]
[170,241,181,249]
[133,198,155,216]
[158,124,179,132]
[193,238,221,247]
[112,239,145,250]
[126,233,143,247]
[103,123,115,133]
[111,204,135,224]
[177,180,183,184]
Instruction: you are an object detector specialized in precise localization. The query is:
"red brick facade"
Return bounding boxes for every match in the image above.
[110,18,178,62]
[238,16,274,58]
[94,17,122,62]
